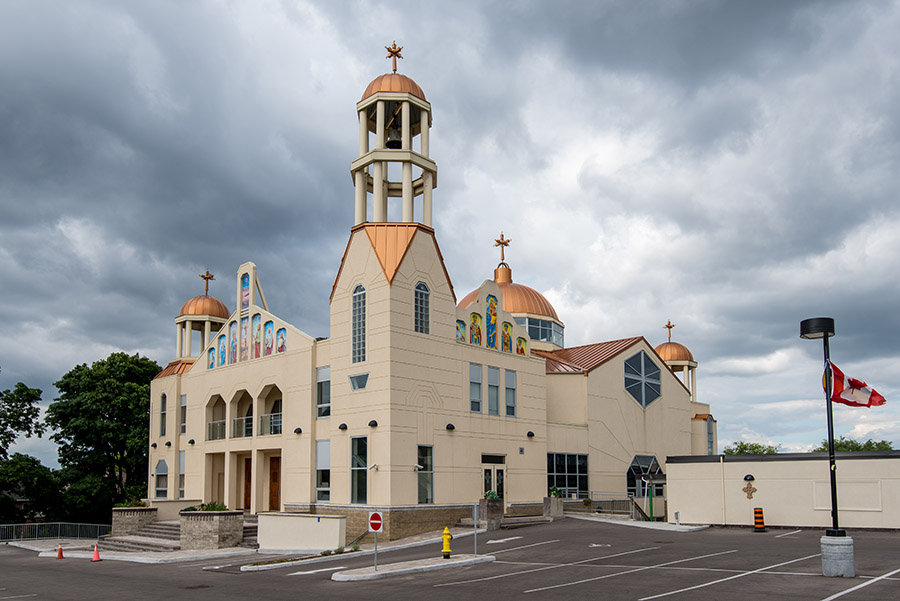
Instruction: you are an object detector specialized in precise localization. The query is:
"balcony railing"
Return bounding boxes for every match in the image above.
[232,416,253,438]
[259,412,282,436]
[207,420,226,441]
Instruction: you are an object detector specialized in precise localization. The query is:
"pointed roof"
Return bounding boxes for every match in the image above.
[330,223,456,302]
[154,358,196,380]
[534,337,643,374]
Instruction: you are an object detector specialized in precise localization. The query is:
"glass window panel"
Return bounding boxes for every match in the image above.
[487,366,499,386]
[555,454,566,473]
[567,454,577,472]
[579,475,588,494]
[488,384,499,415]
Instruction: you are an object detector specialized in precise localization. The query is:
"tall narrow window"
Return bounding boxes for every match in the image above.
[155,459,168,498]
[179,394,187,434]
[417,446,433,504]
[352,285,366,363]
[469,363,482,413]
[178,451,185,499]
[487,366,500,416]
[351,436,367,504]
[160,394,167,436]
[317,366,331,418]
[414,282,430,334]
[505,370,517,417]
[316,440,331,501]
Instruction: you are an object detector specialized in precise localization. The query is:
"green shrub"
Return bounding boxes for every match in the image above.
[181,502,228,513]
[113,499,147,508]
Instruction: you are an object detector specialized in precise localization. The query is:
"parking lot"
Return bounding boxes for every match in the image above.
[2,517,899,600]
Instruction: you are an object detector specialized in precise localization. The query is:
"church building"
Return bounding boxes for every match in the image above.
[148,47,717,539]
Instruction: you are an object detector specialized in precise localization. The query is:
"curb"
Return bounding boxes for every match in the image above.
[331,554,496,581]
[568,514,710,532]
[36,548,258,564]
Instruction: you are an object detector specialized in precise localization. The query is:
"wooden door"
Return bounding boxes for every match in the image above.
[269,456,281,511]
[243,458,252,510]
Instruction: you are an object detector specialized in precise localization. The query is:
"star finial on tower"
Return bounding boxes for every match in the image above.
[494,232,511,263]
[664,320,675,342]
[200,270,215,296]
[385,41,403,73]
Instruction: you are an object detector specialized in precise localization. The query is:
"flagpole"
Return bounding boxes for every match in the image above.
[822,334,842,536]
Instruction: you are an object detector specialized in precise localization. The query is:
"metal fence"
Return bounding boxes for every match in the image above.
[589,491,640,519]
[0,522,111,542]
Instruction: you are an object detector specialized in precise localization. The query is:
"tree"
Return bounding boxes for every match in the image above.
[0,382,46,460]
[723,441,781,455]
[0,453,59,523]
[46,353,160,522]
[812,436,894,452]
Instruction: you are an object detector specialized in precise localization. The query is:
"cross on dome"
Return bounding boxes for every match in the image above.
[385,41,403,73]
[664,320,675,342]
[494,232,511,264]
[200,270,215,295]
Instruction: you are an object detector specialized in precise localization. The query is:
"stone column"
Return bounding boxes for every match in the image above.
[375,101,385,149]
[401,101,410,149]
[373,162,385,221]
[223,451,234,511]
[359,108,368,154]
[355,170,367,225]
[184,320,192,357]
[421,110,429,156]
[402,162,413,222]
[423,171,433,227]
[176,323,183,359]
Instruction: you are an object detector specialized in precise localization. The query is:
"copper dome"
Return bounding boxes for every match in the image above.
[361,73,427,102]
[655,341,694,363]
[178,295,230,320]
[458,265,560,321]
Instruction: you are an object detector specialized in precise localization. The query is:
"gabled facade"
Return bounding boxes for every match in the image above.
[147,58,716,538]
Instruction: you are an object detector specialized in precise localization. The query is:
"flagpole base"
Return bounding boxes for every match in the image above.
[825,529,846,537]
[821,535,854,578]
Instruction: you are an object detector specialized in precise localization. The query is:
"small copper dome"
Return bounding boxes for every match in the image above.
[361,73,427,102]
[655,341,694,363]
[179,295,229,320]
[458,264,560,321]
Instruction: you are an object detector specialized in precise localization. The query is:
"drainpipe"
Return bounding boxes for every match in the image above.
[720,454,727,525]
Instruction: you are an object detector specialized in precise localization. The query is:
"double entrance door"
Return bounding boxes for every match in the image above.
[242,456,281,511]
[482,454,506,509]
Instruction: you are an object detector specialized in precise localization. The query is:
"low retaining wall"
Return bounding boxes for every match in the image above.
[149,499,202,521]
[179,511,243,550]
[302,504,475,542]
[111,507,157,536]
[257,513,346,552]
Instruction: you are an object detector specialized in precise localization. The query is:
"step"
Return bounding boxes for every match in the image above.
[99,535,180,553]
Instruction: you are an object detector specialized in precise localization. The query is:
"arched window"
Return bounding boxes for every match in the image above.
[155,459,168,498]
[414,282,430,334]
[352,285,366,363]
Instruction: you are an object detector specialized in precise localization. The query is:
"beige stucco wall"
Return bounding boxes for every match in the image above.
[666,453,900,529]
[257,513,346,552]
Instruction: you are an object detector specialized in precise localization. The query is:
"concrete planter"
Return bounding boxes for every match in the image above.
[478,498,504,531]
[543,496,564,518]
[179,510,244,550]
[112,507,158,536]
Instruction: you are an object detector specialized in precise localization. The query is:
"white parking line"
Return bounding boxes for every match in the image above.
[524,549,739,594]
[638,553,821,600]
[488,539,560,555]
[287,566,347,576]
[487,536,522,544]
[819,566,900,601]
[0,595,38,600]
[775,529,803,538]
[435,547,660,587]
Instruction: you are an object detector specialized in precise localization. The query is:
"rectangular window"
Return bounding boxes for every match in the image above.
[316,440,330,501]
[180,394,187,434]
[417,445,433,504]
[178,451,185,499]
[487,366,499,416]
[317,366,331,418]
[160,394,167,436]
[155,474,168,499]
[546,452,589,499]
[352,286,366,363]
[349,373,369,390]
[505,370,516,417]
[351,436,367,504]
[469,363,482,412]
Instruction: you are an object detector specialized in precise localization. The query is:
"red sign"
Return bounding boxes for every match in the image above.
[368,511,383,533]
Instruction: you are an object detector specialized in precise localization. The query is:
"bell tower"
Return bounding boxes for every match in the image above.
[350,42,438,226]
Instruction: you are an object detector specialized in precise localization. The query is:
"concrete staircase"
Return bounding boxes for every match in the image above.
[458,515,554,529]
[100,520,181,553]
[240,514,258,549]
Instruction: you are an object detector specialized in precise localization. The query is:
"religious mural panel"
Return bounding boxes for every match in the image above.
[229,322,238,364]
[240,316,249,361]
[241,273,250,310]
[456,320,466,342]
[218,335,226,366]
[252,314,261,358]
[276,328,287,353]
[516,337,527,356]
[208,348,215,369]
[264,321,274,356]
[486,295,498,349]
[502,322,513,352]
[470,313,482,346]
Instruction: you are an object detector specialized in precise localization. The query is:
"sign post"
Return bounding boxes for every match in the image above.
[368,511,383,571]
[473,503,478,556]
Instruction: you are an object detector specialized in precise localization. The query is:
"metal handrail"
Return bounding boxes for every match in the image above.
[0,522,111,542]
[207,420,226,440]
[232,416,253,438]
[259,412,282,436]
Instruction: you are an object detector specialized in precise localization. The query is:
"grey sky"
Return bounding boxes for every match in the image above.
[1,0,898,467]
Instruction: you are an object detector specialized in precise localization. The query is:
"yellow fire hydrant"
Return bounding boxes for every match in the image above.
[441,527,453,559]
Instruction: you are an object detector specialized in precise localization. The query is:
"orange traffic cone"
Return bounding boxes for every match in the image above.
[57,543,64,559]
[91,543,101,562]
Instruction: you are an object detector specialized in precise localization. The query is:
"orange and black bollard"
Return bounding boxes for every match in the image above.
[753,507,766,532]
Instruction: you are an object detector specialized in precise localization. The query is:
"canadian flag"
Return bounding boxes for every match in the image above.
[827,362,887,407]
